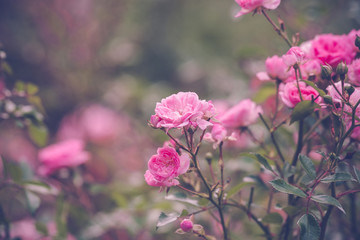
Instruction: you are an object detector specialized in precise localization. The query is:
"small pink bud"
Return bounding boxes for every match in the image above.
[180,219,193,232]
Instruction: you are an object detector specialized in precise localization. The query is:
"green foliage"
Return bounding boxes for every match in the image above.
[269,179,307,198]
[320,173,356,183]
[299,155,316,180]
[290,100,320,124]
[156,212,180,230]
[310,194,345,214]
[297,214,321,240]
[262,212,283,224]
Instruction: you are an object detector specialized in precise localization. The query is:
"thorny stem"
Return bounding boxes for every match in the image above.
[261,9,292,48]
[319,183,335,240]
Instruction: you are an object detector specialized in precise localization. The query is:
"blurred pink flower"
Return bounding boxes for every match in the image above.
[38,139,90,176]
[256,55,291,82]
[150,92,216,130]
[282,47,306,67]
[301,59,322,79]
[279,81,321,108]
[326,81,350,105]
[309,33,356,68]
[234,0,281,17]
[57,104,122,145]
[145,146,190,187]
[180,219,193,232]
[348,29,360,52]
[11,219,75,240]
[348,58,360,86]
[219,99,263,128]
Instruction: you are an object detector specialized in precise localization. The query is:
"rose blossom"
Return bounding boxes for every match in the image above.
[234,0,281,17]
[150,92,216,130]
[219,99,263,128]
[144,146,190,187]
[180,219,194,232]
[301,59,322,79]
[309,33,356,68]
[282,47,306,67]
[348,58,360,86]
[256,55,291,82]
[279,81,321,108]
[38,139,90,176]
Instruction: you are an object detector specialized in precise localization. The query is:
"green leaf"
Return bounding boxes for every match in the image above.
[320,173,356,183]
[165,192,199,206]
[311,195,346,214]
[156,212,180,230]
[253,85,276,103]
[297,214,320,240]
[262,212,283,224]
[243,153,274,172]
[283,162,296,178]
[25,190,41,214]
[35,221,49,235]
[299,155,316,180]
[302,80,326,97]
[283,206,302,217]
[180,209,189,217]
[269,179,307,198]
[28,124,48,147]
[227,181,255,198]
[26,83,39,95]
[353,166,360,183]
[290,100,320,124]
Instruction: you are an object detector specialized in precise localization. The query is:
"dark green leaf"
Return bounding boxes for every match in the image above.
[243,153,274,173]
[180,209,189,217]
[283,162,296,178]
[269,179,307,198]
[299,155,316,180]
[35,221,48,235]
[320,173,356,183]
[283,206,302,217]
[290,100,320,124]
[297,214,320,240]
[311,195,346,214]
[303,80,326,97]
[156,212,180,230]
[262,212,283,224]
[353,166,360,183]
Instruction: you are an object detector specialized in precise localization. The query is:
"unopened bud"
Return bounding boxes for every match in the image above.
[205,152,213,164]
[345,85,355,96]
[321,64,333,80]
[323,95,333,105]
[180,219,193,232]
[355,35,360,50]
[336,62,348,80]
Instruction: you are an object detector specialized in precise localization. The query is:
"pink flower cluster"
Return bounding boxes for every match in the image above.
[279,81,321,108]
[145,146,190,187]
[150,92,217,131]
[204,99,263,147]
[234,0,281,17]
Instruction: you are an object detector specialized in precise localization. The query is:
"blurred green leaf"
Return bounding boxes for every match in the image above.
[302,80,326,97]
[262,212,283,224]
[165,192,199,206]
[227,181,255,198]
[15,81,25,92]
[297,214,320,240]
[320,173,356,183]
[25,190,41,214]
[28,96,46,114]
[180,209,189,217]
[36,221,49,236]
[156,212,180,230]
[311,194,345,214]
[26,83,39,95]
[243,153,274,173]
[283,206,302,217]
[2,61,13,75]
[111,192,128,208]
[253,85,276,103]
[28,124,48,147]
[299,155,316,180]
[23,181,51,189]
[290,100,320,124]
[269,179,306,198]
[283,162,296,178]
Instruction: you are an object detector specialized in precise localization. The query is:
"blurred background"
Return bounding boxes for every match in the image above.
[0,0,359,239]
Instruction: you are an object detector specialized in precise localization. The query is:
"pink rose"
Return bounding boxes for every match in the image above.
[145,146,190,187]
[348,58,360,86]
[309,33,356,68]
[151,92,217,130]
[256,55,292,82]
[235,0,281,17]
[282,47,306,67]
[279,81,321,108]
[180,219,194,232]
[301,59,322,79]
[38,139,90,176]
[219,99,263,128]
